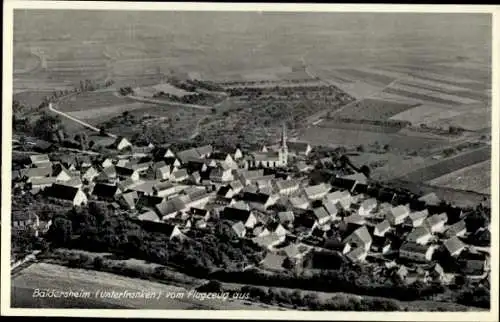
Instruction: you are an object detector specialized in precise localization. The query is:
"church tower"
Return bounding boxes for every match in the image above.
[279,122,288,166]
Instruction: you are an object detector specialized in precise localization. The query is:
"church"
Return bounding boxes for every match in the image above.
[247,124,289,169]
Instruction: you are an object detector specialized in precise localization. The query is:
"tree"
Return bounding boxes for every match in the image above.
[33,113,63,141]
[48,217,73,246]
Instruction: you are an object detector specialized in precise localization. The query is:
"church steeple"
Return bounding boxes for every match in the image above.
[280,122,288,166]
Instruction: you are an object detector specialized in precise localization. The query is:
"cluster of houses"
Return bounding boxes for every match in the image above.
[11,133,490,285]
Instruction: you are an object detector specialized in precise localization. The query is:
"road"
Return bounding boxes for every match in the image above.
[48,103,117,138]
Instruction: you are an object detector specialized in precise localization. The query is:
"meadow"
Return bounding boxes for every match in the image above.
[428,160,491,194]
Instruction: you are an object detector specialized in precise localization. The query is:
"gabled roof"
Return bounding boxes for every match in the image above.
[390,205,410,219]
[345,225,372,247]
[304,183,330,199]
[137,210,159,222]
[374,220,391,236]
[22,166,52,178]
[444,237,466,255]
[153,181,175,192]
[119,191,138,210]
[400,241,431,254]
[343,213,366,226]
[313,207,330,221]
[115,166,137,176]
[425,213,447,227]
[155,197,186,216]
[275,179,299,192]
[251,151,280,161]
[232,221,246,235]
[177,148,201,163]
[278,211,294,223]
[252,232,282,248]
[221,207,252,221]
[289,196,309,208]
[196,145,213,157]
[341,172,368,185]
[171,169,188,179]
[92,183,120,198]
[217,186,233,197]
[323,201,338,216]
[45,184,80,201]
[360,198,377,210]
[418,192,441,206]
[409,209,429,222]
[446,220,467,236]
[406,226,431,242]
[242,192,271,204]
[29,176,57,186]
[346,247,367,261]
[60,177,83,188]
[30,154,50,164]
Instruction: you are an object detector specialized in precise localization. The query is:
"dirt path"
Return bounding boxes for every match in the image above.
[123,94,212,110]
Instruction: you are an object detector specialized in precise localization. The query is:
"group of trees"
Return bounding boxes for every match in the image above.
[44,202,264,277]
[32,112,66,142]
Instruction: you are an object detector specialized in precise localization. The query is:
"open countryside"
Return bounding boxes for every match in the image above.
[11,10,492,313]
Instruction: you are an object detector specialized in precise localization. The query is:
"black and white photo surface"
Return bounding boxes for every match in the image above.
[2,1,498,320]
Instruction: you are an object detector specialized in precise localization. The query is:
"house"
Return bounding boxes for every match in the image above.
[170,169,189,183]
[60,177,83,188]
[343,225,372,253]
[111,137,132,151]
[443,236,466,257]
[136,210,160,223]
[115,166,140,181]
[217,185,235,199]
[154,165,171,180]
[274,179,300,196]
[92,183,121,201]
[153,147,176,160]
[313,207,331,226]
[387,204,410,226]
[82,166,99,182]
[371,235,393,254]
[289,196,310,210]
[304,183,330,201]
[295,161,313,173]
[45,184,87,206]
[189,207,211,221]
[405,209,429,227]
[394,265,409,281]
[374,220,391,237]
[324,190,352,210]
[287,141,312,156]
[251,232,285,250]
[418,192,441,207]
[155,197,187,220]
[323,200,339,220]
[101,158,114,168]
[229,180,244,195]
[208,152,237,169]
[29,154,52,168]
[458,250,489,275]
[209,164,234,183]
[118,191,138,210]
[399,242,436,262]
[241,192,278,211]
[29,177,57,192]
[51,164,72,182]
[444,219,467,238]
[220,206,253,222]
[427,263,445,283]
[12,212,39,232]
[424,213,448,233]
[244,212,261,229]
[22,167,52,180]
[196,145,214,158]
[358,198,377,217]
[96,166,117,183]
[345,246,369,262]
[277,211,295,227]
[176,148,202,164]
[341,172,368,186]
[232,221,246,238]
[406,226,433,245]
[152,181,177,198]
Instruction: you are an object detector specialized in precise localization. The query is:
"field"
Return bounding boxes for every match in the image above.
[67,102,153,121]
[298,127,450,153]
[428,109,491,131]
[428,160,491,194]
[388,103,462,125]
[58,92,128,112]
[394,146,491,182]
[11,263,274,310]
[332,98,419,121]
[333,68,396,86]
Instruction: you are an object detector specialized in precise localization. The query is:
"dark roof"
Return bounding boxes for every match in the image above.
[352,183,368,194]
[190,207,209,216]
[136,195,164,208]
[209,152,230,160]
[331,177,357,191]
[115,166,137,176]
[92,183,120,198]
[221,207,251,221]
[45,183,80,201]
[241,192,271,204]
[217,186,232,197]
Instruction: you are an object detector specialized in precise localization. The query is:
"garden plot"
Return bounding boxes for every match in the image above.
[333,98,419,121]
[387,83,480,105]
[428,109,491,131]
[427,160,491,194]
[67,102,150,121]
[333,68,396,86]
[151,83,197,97]
[58,91,127,112]
[389,104,463,125]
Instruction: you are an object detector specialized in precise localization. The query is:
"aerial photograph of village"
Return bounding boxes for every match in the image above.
[9,8,492,312]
